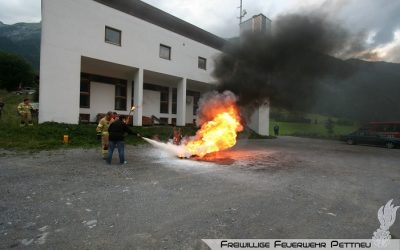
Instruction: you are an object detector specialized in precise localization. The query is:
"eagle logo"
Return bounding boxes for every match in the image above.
[372,199,399,248]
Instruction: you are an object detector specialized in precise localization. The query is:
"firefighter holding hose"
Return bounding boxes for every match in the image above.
[96,111,114,159]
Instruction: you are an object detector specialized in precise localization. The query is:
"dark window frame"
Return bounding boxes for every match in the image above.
[198,57,207,70]
[159,117,169,125]
[115,82,127,111]
[80,79,90,108]
[159,44,171,60]
[159,88,169,114]
[172,88,177,114]
[79,113,90,124]
[105,26,122,46]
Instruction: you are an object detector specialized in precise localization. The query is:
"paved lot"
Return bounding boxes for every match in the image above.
[0,137,399,249]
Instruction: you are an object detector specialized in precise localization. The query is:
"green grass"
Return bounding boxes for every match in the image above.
[269,120,359,138]
[269,108,360,138]
[0,90,207,151]
[0,89,357,151]
[0,122,199,151]
[0,89,31,125]
[0,122,99,151]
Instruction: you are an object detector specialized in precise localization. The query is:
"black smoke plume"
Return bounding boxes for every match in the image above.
[214,14,360,112]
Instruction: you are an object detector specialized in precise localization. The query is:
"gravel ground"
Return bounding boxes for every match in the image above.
[0,137,399,249]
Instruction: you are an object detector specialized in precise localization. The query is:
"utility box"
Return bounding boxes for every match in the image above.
[248,101,270,136]
[240,14,272,35]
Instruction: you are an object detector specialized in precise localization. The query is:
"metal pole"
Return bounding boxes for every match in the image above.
[239,0,243,24]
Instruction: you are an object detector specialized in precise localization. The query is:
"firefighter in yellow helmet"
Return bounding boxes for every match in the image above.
[17,98,33,127]
[96,111,114,159]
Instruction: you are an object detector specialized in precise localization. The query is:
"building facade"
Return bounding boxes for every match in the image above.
[240,14,271,136]
[240,14,272,35]
[40,0,270,134]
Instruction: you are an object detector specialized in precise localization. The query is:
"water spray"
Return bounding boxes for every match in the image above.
[142,137,189,159]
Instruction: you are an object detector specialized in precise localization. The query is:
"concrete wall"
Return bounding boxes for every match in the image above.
[185,96,194,124]
[142,89,160,119]
[248,103,270,136]
[79,82,114,119]
[40,0,220,124]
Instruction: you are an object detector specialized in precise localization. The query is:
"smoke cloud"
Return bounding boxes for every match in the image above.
[196,90,240,126]
[214,14,361,111]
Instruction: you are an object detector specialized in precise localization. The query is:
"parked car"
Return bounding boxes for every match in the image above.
[16,87,36,95]
[341,130,400,149]
[366,121,400,139]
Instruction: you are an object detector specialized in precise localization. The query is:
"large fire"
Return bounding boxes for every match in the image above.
[184,102,243,158]
[142,91,243,159]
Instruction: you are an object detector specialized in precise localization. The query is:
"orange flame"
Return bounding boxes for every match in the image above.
[185,104,243,157]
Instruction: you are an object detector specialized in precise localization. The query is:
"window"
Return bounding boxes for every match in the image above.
[198,57,206,70]
[79,114,90,124]
[115,82,127,110]
[159,44,171,60]
[193,93,200,115]
[160,89,169,114]
[80,79,90,108]
[159,117,169,125]
[105,26,121,46]
[172,88,177,114]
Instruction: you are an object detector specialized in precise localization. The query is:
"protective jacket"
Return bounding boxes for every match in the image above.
[17,102,32,114]
[96,117,112,135]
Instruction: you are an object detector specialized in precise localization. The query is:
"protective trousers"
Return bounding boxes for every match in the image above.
[101,132,109,159]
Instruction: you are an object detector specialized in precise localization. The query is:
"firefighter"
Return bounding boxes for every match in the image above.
[17,98,33,126]
[107,114,140,165]
[274,124,280,136]
[172,127,183,145]
[96,111,114,159]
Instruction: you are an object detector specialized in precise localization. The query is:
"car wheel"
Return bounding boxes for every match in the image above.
[386,142,395,149]
[346,139,355,145]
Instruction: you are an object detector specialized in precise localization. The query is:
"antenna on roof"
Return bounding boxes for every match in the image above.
[238,0,247,24]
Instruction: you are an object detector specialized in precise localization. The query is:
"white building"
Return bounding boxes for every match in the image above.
[240,14,271,136]
[40,0,269,135]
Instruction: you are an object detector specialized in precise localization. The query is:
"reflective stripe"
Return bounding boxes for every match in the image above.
[17,103,32,113]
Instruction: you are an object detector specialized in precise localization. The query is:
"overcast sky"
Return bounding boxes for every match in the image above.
[0,0,399,62]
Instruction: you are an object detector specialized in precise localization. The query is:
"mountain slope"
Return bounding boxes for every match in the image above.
[312,58,400,121]
[0,21,41,70]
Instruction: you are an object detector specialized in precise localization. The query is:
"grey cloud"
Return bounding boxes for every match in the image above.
[0,1,41,24]
[319,0,400,47]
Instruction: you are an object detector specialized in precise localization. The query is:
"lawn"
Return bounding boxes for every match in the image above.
[0,89,357,151]
[269,120,359,138]
[1,90,265,151]
[0,90,202,151]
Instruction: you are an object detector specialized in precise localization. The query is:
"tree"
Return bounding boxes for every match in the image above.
[0,51,34,91]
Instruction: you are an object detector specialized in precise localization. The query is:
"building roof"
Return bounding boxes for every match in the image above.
[93,0,226,50]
